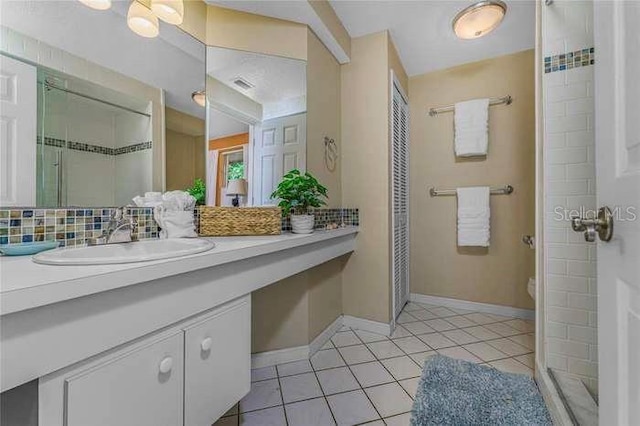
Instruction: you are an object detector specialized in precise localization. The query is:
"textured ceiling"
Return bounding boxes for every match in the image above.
[330,0,536,75]
[206,46,306,106]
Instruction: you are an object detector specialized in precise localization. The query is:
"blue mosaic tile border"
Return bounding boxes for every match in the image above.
[281,208,359,231]
[544,47,594,73]
[38,137,152,156]
[0,207,158,247]
[1,207,358,247]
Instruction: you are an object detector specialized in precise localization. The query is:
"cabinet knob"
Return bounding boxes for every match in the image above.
[159,356,173,374]
[201,337,213,352]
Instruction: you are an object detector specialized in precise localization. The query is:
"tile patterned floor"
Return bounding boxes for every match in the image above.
[215,302,535,426]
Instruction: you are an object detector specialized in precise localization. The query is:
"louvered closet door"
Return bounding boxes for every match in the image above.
[392,80,410,321]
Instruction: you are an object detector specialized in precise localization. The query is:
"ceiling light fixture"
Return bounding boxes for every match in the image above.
[452,0,507,40]
[127,1,160,38]
[77,0,112,10]
[151,0,184,25]
[192,91,206,107]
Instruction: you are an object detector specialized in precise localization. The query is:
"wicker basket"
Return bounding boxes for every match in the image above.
[197,206,281,236]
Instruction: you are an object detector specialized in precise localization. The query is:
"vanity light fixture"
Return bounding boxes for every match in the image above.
[151,0,184,25]
[452,0,507,40]
[77,0,112,10]
[192,91,206,107]
[127,1,160,38]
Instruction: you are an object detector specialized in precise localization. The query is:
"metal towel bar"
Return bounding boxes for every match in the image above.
[429,185,514,197]
[428,95,512,117]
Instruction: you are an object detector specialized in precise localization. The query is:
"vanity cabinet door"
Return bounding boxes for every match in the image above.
[64,332,184,426]
[184,295,251,426]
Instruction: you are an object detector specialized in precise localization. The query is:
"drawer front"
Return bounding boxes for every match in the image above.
[65,332,183,426]
[184,296,251,426]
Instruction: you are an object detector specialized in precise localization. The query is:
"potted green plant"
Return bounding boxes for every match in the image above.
[271,169,328,234]
[186,178,206,206]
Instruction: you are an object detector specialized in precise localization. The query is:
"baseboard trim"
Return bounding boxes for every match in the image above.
[343,315,392,336]
[251,315,344,369]
[410,293,535,320]
[251,345,309,369]
[535,362,573,426]
[308,316,344,357]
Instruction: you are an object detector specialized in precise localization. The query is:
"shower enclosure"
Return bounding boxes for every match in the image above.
[36,73,153,207]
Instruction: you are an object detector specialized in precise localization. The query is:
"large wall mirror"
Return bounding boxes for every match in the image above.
[205,46,306,207]
[0,1,206,208]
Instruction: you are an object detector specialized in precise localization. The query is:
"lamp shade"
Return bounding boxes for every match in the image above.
[151,0,184,25]
[78,0,112,10]
[453,1,507,40]
[226,179,247,196]
[127,1,160,38]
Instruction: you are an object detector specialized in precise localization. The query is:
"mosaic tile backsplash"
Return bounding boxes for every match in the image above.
[544,47,594,73]
[281,208,360,231]
[0,207,158,247]
[0,207,359,247]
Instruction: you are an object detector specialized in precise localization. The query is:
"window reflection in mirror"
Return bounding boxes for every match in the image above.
[205,46,307,207]
[0,0,205,208]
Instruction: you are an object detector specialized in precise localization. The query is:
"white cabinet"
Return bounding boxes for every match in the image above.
[184,296,251,426]
[65,332,184,426]
[39,296,251,426]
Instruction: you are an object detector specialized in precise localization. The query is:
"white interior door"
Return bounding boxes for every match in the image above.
[391,76,410,321]
[594,2,640,425]
[252,113,306,205]
[0,54,36,206]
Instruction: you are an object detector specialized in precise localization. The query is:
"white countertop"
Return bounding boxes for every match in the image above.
[0,228,358,315]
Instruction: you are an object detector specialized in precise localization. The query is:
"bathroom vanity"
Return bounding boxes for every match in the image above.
[0,228,357,426]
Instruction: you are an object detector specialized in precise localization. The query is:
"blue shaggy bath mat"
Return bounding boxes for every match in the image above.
[410,355,552,426]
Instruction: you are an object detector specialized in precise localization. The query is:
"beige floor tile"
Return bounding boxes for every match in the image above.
[364,382,414,418]
[484,322,522,337]
[445,315,477,328]
[380,356,422,380]
[514,353,535,369]
[437,346,482,363]
[417,332,457,349]
[463,313,496,325]
[366,340,405,359]
[442,329,480,345]
[424,318,457,331]
[392,336,431,354]
[489,358,534,376]
[338,344,376,365]
[462,342,508,362]
[409,350,437,367]
[508,333,535,351]
[464,325,501,341]
[486,338,531,357]
[398,376,421,398]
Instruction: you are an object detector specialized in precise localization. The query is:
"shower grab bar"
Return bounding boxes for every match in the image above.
[428,95,512,117]
[429,185,514,197]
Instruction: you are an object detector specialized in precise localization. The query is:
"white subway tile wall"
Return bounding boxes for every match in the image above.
[543,0,598,396]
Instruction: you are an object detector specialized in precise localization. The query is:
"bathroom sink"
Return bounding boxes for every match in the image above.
[32,239,215,265]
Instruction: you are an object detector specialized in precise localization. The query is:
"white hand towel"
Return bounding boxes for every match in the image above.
[457,186,490,247]
[454,98,489,157]
[153,191,197,239]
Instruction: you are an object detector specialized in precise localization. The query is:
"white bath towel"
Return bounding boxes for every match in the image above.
[457,186,490,247]
[153,191,197,239]
[454,98,489,157]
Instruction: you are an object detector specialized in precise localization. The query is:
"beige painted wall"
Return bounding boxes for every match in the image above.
[409,49,536,310]
[206,5,308,61]
[341,31,406,323]
[165,107,205,191]
[306,29,341,207]
[252,30,345,353]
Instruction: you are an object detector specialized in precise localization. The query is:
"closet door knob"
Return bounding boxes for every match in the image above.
[159,356,173,374]
[201,337,213,352]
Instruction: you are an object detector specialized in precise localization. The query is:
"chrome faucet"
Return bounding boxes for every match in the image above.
[87,207,138,245]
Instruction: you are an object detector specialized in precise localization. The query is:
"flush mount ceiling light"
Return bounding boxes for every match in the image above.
[453,0,507,40]
[78,0,112,10]
[127,1,160,38]
[151,0,184,25]
[192,91,206,107]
